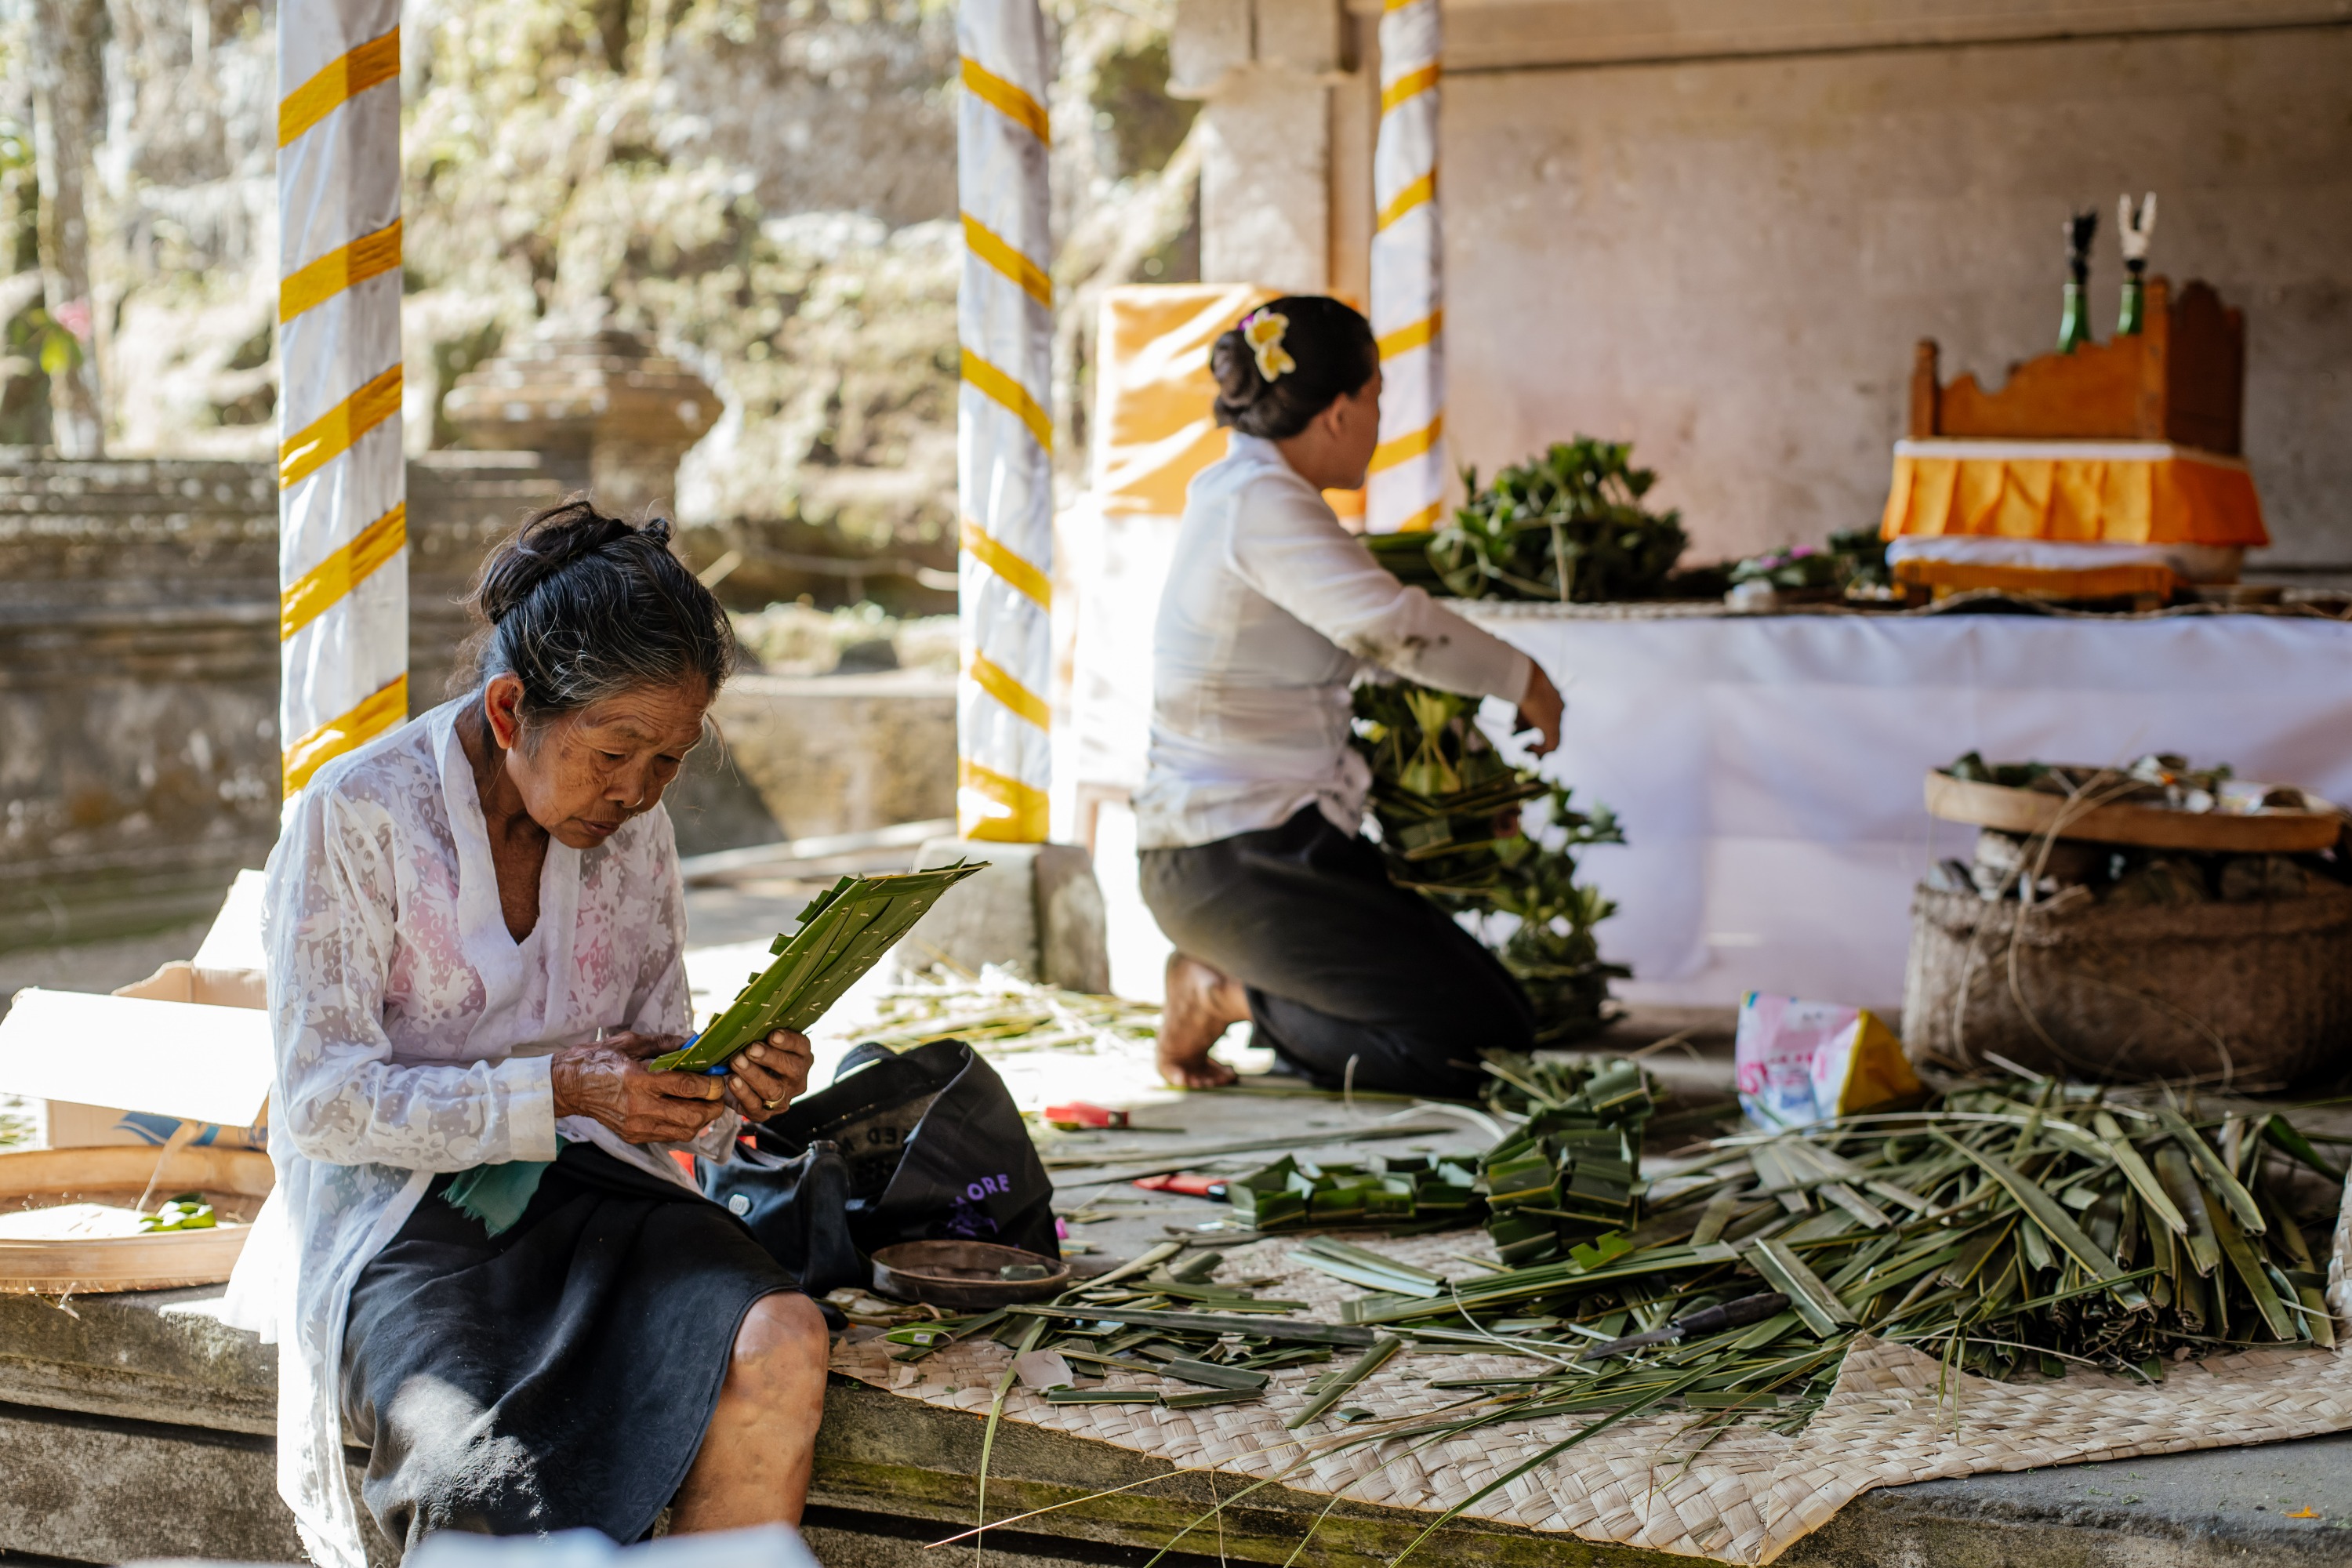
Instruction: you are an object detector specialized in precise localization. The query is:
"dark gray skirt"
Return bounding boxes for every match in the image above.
[1139,804,1534,1099]
[341,1140,798,1549]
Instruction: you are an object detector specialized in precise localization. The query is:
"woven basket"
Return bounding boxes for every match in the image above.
[1903,882,2352,1085]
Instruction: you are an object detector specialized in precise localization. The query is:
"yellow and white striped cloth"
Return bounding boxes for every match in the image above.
[955,0,1054,841]
[1367,0,1443,535]
[277,0,406,797]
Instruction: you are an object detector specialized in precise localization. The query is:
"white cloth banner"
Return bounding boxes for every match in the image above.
[278,0,405,795]
[1470,609,2352,1011]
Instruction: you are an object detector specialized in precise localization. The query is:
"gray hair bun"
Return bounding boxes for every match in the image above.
[462,499,733,728]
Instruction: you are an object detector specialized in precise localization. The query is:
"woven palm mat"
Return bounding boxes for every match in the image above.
[833,1206,2352,1564]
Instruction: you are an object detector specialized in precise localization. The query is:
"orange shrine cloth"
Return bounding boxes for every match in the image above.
[1879,438,2267,550]
[1093,284,1367,523]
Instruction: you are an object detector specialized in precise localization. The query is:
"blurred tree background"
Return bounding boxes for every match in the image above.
[0,0,1200,611]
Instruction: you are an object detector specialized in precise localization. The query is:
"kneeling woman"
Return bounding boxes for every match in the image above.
[228,506,829,1565]
[1138,298,1564,1102]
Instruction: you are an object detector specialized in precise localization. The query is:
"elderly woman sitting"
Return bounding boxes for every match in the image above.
[227,504,829,1566]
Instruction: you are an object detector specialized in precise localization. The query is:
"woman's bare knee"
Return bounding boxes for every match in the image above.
[677,1294,827,1530]
[729,1293,830,1391]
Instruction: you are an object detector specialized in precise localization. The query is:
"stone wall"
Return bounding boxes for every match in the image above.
[0,459,279,948]
[710,672,956,844]
[1,0,1204,594]
[1181,0,2352,565]
[0,453,561,949]
[0,453,963,948]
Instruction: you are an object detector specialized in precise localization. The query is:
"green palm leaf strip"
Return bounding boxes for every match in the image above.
[648,861,985,1072]
[2159,1108,2267,1235]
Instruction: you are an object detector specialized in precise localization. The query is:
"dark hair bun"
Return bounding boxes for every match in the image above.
[1210,296,1380,441]
[460,498,735,722]
[475,507,645,626]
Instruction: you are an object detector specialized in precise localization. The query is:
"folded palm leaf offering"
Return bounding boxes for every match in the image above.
[1352,681,1628,1040]
[1228,1055,1655,1245]
[647,862,985,1073]
[1352,681,1547,889]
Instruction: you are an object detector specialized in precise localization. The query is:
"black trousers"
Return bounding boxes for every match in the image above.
[1139,806,1534,1100]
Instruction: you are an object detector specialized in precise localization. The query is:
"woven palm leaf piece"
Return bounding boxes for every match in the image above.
[1352,681,1628,1040]
[647,861,986,1073]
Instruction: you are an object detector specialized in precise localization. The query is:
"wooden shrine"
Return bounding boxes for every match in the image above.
[1908,277,2245,454]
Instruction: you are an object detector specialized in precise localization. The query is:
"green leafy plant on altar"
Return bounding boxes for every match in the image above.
[1363,437,1687,603]
[1729,527,1892,593]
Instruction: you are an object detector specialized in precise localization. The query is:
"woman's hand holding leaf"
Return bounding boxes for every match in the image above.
[552,1033,728,1144]
[724,1029,815,1122]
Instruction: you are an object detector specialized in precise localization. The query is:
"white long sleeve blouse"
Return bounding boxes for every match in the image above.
[221,699,739,1568]
[1134,433,1534,850]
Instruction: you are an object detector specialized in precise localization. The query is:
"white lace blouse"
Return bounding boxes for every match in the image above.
[222,698,739,1568]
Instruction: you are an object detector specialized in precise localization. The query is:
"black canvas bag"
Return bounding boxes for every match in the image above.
[704,1037,1059,1271]
[700,1138,866,1298]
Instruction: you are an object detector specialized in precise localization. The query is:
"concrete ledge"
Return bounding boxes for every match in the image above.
[0,1399,297,1565]
[0,1288,274,1436]
[7,1287,2352,1566]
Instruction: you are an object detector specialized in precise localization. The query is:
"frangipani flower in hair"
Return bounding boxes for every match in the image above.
[1241,309,1295,383]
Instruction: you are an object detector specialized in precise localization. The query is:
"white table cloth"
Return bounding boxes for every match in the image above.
[1467,608,2352,1011]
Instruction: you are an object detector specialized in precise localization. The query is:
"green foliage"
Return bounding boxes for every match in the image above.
[1729,527,1889,593]
[1352,680,1627,1042]
[1090,38,1196,180]
[1475,785,1631,1044]
[1363,437,1687,603]
[9,307,80,379]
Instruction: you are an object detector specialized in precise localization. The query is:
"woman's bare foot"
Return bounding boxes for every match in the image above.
[1158,953,1249,1089]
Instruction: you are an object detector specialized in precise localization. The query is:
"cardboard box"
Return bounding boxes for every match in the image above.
[24,960,270,1151]
[0,870,273,1151]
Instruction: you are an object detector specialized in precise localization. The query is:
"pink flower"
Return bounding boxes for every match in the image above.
[53,298,93,341]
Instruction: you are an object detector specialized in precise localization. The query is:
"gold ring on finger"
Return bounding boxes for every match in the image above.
[764,1096,782,1109]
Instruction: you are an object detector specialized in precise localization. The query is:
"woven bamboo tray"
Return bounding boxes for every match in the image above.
[0,1143,273,1293]
[1925,769,2342,852]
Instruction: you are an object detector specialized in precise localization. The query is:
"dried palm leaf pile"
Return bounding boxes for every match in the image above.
[848,967,1162,1055]
[888,1058,2346,1508]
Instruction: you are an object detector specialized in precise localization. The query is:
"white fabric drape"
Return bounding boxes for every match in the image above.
[278,0,407,797]
[1469,611,2352,1010]
[956,0,1055,840]
[1366,0,1443,534]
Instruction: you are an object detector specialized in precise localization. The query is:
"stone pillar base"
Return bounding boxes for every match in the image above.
[889,839,1111,994]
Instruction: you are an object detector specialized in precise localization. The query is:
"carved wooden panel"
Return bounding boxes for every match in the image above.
[1910,277,2244,454]
[2163,281,2244,454]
